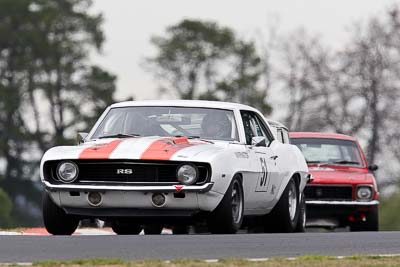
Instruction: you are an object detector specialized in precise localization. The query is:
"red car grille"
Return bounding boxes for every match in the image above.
[304,185,353,201]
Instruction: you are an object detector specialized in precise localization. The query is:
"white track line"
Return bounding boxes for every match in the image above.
[0,228,174,236]
[0,263,32,266]
[75,229,115,235]
[247,258,270,262]
[0,231,21,235]
[204,259,219,263]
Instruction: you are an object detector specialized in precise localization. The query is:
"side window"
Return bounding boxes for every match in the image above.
[97,110,126,136]
[241,111,274,145]
[283,130,290,144]
[277,129,284,143]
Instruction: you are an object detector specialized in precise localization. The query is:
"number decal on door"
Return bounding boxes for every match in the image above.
[255,157,269,192]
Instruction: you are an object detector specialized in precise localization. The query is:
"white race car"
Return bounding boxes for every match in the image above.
[40,100,309,235]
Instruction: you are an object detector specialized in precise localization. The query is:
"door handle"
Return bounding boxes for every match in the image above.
[270,155,278,160]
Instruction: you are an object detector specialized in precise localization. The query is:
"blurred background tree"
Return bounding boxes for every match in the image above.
[147,19,235,100]
[274,6,400,229]
[0,0,117,227]
[146,19,272,114]
[276,6,400,178]
[276,29,334,132]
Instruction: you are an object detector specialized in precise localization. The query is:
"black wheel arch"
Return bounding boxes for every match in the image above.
[233,172,244,185]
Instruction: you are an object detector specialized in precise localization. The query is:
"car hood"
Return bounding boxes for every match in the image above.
[308,166,372,185]
[42,136,225,162]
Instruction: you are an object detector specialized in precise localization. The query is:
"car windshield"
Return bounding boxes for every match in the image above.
[90,106,239,141]
[291,138,365,167]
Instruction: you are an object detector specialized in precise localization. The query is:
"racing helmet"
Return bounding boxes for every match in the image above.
[201,112,232,139]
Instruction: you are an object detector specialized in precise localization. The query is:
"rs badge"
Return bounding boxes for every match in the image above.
[116,169,133,174]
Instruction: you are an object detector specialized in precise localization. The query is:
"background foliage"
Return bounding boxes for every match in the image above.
[146,19,272,114]
[0,0,117,227]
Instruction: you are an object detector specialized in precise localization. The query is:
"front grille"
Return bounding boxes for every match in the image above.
[44,160,210,185]
[304,185,353,201]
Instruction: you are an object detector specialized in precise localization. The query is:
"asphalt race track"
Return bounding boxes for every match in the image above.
[1,232,400,263]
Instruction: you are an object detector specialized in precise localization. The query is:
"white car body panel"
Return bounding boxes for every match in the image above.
[40,100,308,217]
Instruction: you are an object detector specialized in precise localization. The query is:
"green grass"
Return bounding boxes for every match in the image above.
[32,259,126,266]
[379,193,400,231]
[19,255,400,267]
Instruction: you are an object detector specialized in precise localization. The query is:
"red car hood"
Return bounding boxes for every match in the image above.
[308,166,372,185]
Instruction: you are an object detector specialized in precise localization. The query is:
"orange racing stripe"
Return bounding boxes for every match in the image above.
[79,140,123,159]
[140,137,199,160]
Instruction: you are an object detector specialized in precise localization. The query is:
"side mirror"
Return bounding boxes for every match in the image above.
[368,164,378,172]
[251,136,266,147]
[77,132,88,144]
[307,174,314,184]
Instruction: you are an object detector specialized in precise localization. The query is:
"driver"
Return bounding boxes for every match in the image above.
[201,112,232,139]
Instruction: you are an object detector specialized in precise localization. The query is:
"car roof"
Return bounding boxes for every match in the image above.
[267,120,288,131]
[289,132,357,141]
[110,100,258,112]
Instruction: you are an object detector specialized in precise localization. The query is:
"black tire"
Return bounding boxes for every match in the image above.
[143,224,163,235]
[111,220,142,235]
[42,192,79,235]
[172,225,189,235]
[350,206,379,232]
[207,176,244,234]
[295,193,306,232]
[192,224,208,234]
[264,178,300,233]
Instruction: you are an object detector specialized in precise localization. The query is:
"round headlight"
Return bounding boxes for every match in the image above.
[177,164,198,185]
[357,186,373,201]
[56,161,79,183]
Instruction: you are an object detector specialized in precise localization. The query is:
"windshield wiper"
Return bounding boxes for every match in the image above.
[175,135,214,144]
[307,160,359,167]
[98,133,140,139]
[332,160,360,165]
[306,161,322,164]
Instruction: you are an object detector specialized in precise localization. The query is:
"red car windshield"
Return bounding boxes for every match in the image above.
[291,138,365,167]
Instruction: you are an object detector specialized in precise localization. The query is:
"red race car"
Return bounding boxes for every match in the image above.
[289,132,379,231]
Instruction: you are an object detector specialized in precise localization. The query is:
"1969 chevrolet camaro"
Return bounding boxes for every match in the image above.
[40,100,310,235]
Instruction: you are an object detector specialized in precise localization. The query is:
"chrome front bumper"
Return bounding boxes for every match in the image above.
[43,181,214,193]
[306,200,379,206]
[43,181,222,215]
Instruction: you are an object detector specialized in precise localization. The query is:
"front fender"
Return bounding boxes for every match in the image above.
[195,148,249,211]
[273,143,309,203]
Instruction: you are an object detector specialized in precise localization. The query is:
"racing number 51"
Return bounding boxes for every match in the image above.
[259,157,268,187]
[255,157,269,192]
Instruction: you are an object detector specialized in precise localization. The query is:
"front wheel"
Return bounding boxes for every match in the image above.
[207,176,244,234]
[172,225,190,235]
[42,192,79,235]
[143,224,163,235]
[264,178,300,233]
[111,220,142,235]
[295,193,306,232]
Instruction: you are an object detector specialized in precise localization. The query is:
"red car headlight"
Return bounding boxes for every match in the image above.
[357,186,373,201]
